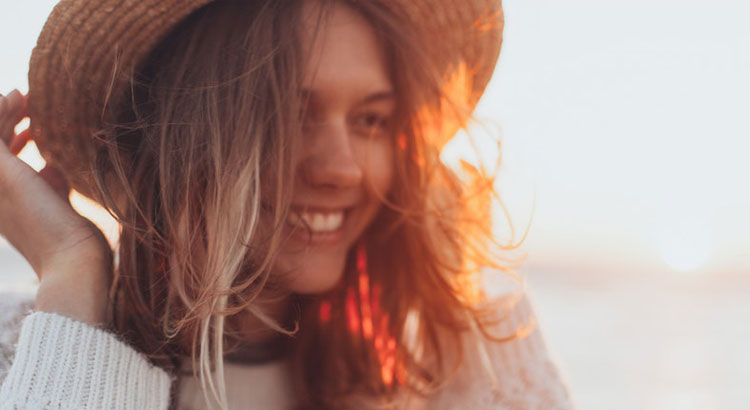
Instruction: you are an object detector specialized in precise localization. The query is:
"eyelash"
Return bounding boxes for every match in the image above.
[301,110,392,135]
[352,112,389,133]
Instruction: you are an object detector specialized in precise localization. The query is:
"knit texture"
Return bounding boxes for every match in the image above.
[0,302,172,410]
[426,292,575,409]
[0,293,31,385]
[0,291,574,409]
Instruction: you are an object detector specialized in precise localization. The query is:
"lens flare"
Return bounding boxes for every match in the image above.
[653,214,714,273]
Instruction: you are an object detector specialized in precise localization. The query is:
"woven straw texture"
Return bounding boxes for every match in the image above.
[28,0,503,197]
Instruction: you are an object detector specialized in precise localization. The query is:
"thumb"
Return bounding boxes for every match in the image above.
[39,165,72,204]
[10,128,31,155]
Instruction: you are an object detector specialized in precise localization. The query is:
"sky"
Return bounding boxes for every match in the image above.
[477,0,750,276]
[1,0,749,278]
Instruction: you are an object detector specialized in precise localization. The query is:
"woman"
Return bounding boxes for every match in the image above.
[0,0,574,409]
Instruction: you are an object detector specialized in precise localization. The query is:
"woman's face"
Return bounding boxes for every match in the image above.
[275,1,395,293]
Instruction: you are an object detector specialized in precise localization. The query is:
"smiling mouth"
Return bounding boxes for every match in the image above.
[284,209,350,246]
[286,209,347,234]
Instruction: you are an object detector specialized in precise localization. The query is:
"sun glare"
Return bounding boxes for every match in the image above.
[658,240,713,272]
[15,119,46,172]
[653,218,714,273]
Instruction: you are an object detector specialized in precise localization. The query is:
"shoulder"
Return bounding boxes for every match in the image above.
[0,291,35,382]
[427,291,576,410]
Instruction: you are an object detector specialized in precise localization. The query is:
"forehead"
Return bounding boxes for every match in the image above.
[299,1,392,96]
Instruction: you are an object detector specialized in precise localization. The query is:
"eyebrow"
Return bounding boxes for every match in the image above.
[300,88,395,105]
[360,91,395,104]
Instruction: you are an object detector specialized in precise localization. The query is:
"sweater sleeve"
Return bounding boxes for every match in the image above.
[0,311,172,410]
[427,291,576,410]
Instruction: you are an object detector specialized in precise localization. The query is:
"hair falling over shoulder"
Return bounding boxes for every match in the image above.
[89,0,526,409]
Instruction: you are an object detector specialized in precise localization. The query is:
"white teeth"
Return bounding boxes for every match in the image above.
[287,211,344,232]
[312,213,326,229]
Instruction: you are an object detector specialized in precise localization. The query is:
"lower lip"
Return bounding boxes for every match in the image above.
[285,212,349,246]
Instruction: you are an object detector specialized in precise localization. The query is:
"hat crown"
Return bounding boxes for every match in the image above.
[28,0,503,198]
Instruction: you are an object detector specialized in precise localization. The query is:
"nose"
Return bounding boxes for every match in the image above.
[299,121,363,190]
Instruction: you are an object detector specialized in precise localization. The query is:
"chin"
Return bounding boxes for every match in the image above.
[278,248,349,294]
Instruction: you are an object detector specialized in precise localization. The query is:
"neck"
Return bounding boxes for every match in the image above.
[222,293,297,365]
[230,290,296,337]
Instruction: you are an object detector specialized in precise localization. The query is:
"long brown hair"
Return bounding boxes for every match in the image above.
[91,0,526,408]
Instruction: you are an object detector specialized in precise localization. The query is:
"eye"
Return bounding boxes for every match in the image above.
[352,112,390,135]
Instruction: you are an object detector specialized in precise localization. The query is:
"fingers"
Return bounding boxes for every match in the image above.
[0,94,9,146]
[0,90,28,147]
[4,90,27,120]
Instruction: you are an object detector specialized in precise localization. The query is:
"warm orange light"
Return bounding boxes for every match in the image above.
[358,252,374,340]
[319,300,332,323]
[345,287,360,335]
[347,245,398,387]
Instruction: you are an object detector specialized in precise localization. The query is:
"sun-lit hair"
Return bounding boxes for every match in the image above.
[90,0,528,409]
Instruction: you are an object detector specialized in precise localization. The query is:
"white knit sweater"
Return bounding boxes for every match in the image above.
[0,290,574,409]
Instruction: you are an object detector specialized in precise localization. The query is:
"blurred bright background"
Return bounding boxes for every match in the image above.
[2,1,750,409]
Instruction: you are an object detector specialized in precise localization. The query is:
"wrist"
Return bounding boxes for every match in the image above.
[35,270,112,327]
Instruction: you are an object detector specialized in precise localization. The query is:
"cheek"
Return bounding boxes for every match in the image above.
[360,138,394,197]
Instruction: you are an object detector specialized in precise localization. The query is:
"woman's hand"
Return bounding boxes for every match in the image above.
[0,89,113,326]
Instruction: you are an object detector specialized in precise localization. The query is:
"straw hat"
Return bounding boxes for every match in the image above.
[27,0,504,198]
